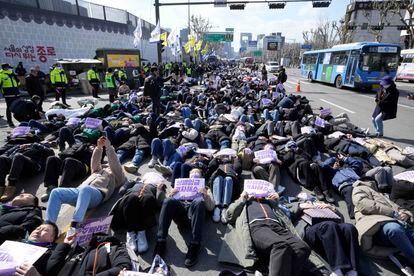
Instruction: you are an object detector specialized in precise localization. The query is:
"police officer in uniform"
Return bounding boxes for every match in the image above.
[0,63,20,127]
[87,66,100,98]
[105,68,117,103]
[50,64,69,106]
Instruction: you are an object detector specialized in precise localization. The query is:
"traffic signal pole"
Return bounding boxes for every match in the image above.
[155,0,162,63]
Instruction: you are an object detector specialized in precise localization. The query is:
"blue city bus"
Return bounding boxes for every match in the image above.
[300,42,401,90]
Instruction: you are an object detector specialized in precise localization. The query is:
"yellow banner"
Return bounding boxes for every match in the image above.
[184,41,191,54]
[160,32,168,46]
[188,36,196,48]
[201,44,208,55]
[107,54,140,68]
[195,40,203,51]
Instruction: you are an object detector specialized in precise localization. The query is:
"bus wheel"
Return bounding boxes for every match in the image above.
[308,72,313,82]
[335,75,343,89]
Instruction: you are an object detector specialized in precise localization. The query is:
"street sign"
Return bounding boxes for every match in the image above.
[248,41,258,48]
[225,28,234,32]
[267,42,278,51]
[214,0,227,7]
[204,32,233,42]
[253,50,262,57]
[301,44,312,50]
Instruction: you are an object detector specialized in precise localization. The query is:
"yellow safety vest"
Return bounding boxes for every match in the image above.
[50,67,68,84]
[0,69,18,88]
[87,69,100,81]
[105,73,115,88]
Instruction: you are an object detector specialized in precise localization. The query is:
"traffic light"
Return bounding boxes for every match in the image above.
[268,2,286,9]
[312,1,331,8]
[347,25,357,30]
[370,25,384,31]
[397,25,408,30]
[229,4,245,10]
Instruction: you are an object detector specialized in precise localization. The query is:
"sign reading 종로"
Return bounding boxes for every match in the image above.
[173,178,205,200]
[244,179,275,198]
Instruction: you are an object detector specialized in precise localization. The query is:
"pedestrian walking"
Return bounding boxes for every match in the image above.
[143,66,171,115]
[15,61,27,87]
[0,63,20,127]
[372,76,399,137]
[25,67,45,111]
[50,64,69,106]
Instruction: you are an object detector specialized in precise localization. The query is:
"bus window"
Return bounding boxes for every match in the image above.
[361,53,399,72]
[331,51,348,65]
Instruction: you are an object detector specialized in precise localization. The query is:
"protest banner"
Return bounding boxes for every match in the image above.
[196,148,217,157]
[314,117,326,128]
[320,108,332,117]
[394,171,414,183]
[66,117,81,126]
[215,148,237,157]
[272,91,280,99]
[0,241,48,276]
[254,149,278,164]
[261,98,272,106]
[76,215,113,246]
[301,126,315,134]
[173,178,205,200]
[243,179,275,198]
[84,117,102,129]
[123,272,154,276]
[12,126,31,137]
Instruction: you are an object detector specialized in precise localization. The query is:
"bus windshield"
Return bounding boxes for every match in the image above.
[360,53,399,72]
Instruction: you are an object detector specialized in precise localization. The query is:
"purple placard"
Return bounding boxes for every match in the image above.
[196,148,217,157]
[12,126,30,137]
[254,149,278,164]
[84,117,102,129]
[76,215,113,246]
[261,98,272,106]
[173,178,205,200]
[244,179,275,198]
[315,116,326,128]
[66,117,81,126]
[215,148,237,157]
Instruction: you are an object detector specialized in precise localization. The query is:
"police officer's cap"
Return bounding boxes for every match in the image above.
[1,63,10,69]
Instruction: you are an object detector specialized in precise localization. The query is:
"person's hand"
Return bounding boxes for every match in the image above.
[15,263,41,276]
[314,202,335,210]
[240,191,249,202]
[299,202,315,209]
[64,232,77,245]
[398,211,409,221]
[267,192,279,201]
[253,158,260,164]
[157,182,166,191]
[97,137,106,149]
[169,188,179,197]
[199,187,208,197]
[337,153,345,160]
[104,137,111,148]
[118,268,126,276]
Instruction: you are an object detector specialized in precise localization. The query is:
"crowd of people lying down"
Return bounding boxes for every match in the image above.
[0,66,414,276]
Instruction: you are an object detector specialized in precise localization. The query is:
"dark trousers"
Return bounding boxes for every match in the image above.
[43,156,88,188]
[250,220,311,276]
[252,164,281,190]
[91,83,100,98]
[151,96,161,115]
[297,161,328,191]
[305,221,359,271]
[157,197,206,243]
[0,154,39,186]
[58,127,76,151]
[55,87,67,105]
[171,162,193,186]
[108,88,117,103]
[340,185,355,219]
[121,192,158,232]
[5,96,19,124]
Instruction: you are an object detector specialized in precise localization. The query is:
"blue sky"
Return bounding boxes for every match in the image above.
[90,0,350,49]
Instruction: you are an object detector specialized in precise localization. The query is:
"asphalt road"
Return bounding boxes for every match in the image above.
[0,72,412,275]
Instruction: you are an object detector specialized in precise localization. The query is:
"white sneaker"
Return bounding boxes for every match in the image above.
[363,128,370,135]
[123,162,138,174]
[221,208,228,224]
[148,157,158,168]
[136,230,148,253]
[212,207,221,223]
[154,164,173,176]
[126,231,137,252]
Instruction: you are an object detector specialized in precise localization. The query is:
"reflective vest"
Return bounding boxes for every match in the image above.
[0,69,19,97]
[87,69,100,82]
[186,67,192,76]
[50,67,68,84]
[118,70,126,81]
[105,73,115,88]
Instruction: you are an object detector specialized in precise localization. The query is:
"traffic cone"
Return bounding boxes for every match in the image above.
[296,80,301,92]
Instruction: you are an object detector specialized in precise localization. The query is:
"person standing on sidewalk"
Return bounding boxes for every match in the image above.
[0,63,20,127]
[50,64,69,106]
[87,66,100,98]
[372,76,399,137]
[105,68,117,103]
[25,68,45,111]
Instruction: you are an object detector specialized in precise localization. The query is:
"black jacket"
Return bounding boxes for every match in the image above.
[25,74,44,97]
[0,204,43,244]
[10,98,41,122]
[375,83,399,120]
[3,143,55,169]
[45,236,131,276]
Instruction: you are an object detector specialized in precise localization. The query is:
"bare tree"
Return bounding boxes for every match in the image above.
[302,19,341,49]
[362,1,395,42]
[281,43,302,66]
[336,17,355,44]
[190,14,223,56]
[385,0,414,48]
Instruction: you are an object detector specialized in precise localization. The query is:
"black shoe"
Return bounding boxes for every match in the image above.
[153,240,166,259]
[7,122,15,128]
[323,190,335,203]
[314,187,325,201]
[184,242,200,267]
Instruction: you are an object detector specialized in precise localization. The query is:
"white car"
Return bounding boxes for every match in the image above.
[266,61,280,73]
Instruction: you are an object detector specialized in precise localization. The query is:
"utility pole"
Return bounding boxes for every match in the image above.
[155,0,162,63]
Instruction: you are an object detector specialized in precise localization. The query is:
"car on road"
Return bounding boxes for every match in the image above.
[266,61,280,73]
[396,49,414,82]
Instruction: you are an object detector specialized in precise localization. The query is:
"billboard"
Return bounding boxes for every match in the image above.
[248,41,258,48]
[107,54,140,68]
[267,42,278,51]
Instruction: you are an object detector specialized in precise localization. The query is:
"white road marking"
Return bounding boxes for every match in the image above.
[356,94,414,111]
[320,99,356,114]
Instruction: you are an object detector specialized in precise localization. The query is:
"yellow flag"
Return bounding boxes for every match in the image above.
[184,41,191,54]
[195,40,203,51]
[189,36,196,47]
[201,44,208,55]
[160,32,168,46]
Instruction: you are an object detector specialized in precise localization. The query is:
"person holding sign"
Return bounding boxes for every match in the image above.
[46,136,126,240]
[220,191,311,276]
[252,144,282,192]
[154,169,214,268]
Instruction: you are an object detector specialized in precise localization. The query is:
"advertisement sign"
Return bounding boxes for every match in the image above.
[107,54,140,68]
[248,41,258,48]
[267,42,278,51]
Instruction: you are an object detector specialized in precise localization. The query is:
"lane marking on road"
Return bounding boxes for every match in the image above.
[320,99,356,114]
[356,94,414,111]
